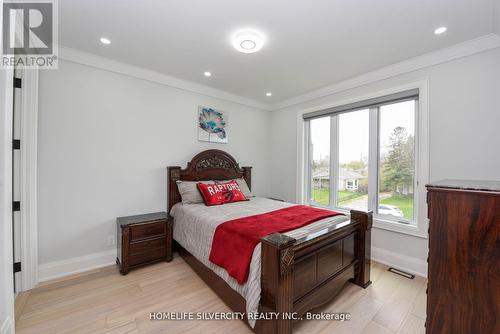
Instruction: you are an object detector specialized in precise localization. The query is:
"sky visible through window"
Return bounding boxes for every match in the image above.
[338,109,369,164]
[310,117,330,162]
[380,101,415,156]
[311,101,415,164]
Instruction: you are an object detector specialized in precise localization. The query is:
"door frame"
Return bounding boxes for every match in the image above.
[0,42,15,334]
[17,68,39,291]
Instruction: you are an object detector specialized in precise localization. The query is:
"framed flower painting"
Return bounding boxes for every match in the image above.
[197,106,228,143]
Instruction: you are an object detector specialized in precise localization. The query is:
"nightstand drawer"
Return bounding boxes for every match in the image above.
[130,221,166,241]
[130,237,165,255]
[129,246,166,266]
[117,212,172,275]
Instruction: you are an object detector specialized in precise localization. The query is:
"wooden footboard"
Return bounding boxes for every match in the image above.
[257,210,373,334]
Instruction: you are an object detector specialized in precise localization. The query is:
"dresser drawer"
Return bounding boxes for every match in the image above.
[129,247,166,266]
[130,237,165,255]
[130,221,166,241]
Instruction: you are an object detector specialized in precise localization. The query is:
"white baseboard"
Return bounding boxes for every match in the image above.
[37,246,426,283]
[0,316,13,334]
[38,249,116,282]
[371,246,428,278]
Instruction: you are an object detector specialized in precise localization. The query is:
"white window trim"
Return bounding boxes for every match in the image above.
[296,80,429,239]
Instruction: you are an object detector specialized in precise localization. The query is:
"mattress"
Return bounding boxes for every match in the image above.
[171,197,349,327]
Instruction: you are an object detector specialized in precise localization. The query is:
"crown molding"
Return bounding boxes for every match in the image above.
[58,45,272,111]
[271,33,500,111]
[57,33,500,112]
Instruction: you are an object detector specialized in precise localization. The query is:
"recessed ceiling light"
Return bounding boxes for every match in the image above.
[204,71,212,77]
[232,29,265,54]
[434,26,447,35]
[266,92,272,97]
[100,37,111,45]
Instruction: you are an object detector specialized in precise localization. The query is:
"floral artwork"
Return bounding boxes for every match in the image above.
[197,106,228,143]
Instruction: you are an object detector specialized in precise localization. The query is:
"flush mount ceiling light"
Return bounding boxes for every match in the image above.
[204,71,212,77]
[100,37,111,45]
[434,26,447,35]
[232,29,265,54]
[266,92,272,97]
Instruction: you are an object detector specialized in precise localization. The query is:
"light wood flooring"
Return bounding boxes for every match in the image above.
[15,255,426,334]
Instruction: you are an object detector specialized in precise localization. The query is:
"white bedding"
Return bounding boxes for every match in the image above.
[171,197,349,327]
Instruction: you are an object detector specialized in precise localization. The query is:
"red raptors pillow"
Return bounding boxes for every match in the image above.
[197,181,247,206]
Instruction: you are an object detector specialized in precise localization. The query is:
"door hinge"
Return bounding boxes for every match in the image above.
[13,262,21,273]
[13,77,22,88]
[13,139,20,150]
[13,201,20,212]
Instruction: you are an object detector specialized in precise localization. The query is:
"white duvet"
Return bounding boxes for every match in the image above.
[171,197,349,328]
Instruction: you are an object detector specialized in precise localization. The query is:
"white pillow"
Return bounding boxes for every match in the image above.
[176,180,214,204]
[216,178,254,198]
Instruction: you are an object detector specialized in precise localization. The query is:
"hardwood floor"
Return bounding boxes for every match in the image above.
[16,255,426,334]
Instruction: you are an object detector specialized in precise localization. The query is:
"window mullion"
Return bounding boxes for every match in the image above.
[330,116,339,208]
[304,120,312,204]
[368,107,379,213]
[413,99,419,222]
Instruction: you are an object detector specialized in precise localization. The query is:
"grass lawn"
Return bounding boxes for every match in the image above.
[311,188,329,205]
[312,188,414,219]
[380,195,414,219]
[311,188,364,206]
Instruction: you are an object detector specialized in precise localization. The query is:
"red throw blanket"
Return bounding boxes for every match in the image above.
[209,205,343,284]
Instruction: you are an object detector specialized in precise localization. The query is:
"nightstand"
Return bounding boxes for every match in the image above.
[116,212,173,275]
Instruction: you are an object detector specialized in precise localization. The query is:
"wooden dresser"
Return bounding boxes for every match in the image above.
[116,212,173,274]
[426,180,500,334]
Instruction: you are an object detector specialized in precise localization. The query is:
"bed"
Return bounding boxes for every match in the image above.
[167,149,372,334]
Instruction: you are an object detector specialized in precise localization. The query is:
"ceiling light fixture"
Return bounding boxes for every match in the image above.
[232,29,265,54]
[266,92,272,97]
[204,71,212,77]
[100,37,111,45]
[434,26,447,35]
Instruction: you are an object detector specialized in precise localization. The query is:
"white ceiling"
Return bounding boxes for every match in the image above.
[59,0,497,104]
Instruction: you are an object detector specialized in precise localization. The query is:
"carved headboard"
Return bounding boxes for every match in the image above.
[167,149,252,213]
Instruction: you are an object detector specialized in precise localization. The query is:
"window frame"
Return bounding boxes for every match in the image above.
[300,81,429,239]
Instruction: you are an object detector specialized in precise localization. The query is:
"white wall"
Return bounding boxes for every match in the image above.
[37,59,272,268]
[495,0,500,34]
[270,47,500,275]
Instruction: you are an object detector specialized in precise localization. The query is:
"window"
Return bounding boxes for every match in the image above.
[304,89,419,225]
[337,109,369,211]
[378,101,415,220]
[309,117,330,206]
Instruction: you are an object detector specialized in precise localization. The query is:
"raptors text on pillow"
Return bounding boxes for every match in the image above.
[197,180,247,206]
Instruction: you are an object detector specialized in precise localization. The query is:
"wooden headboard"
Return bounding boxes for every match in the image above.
[167,149,252,213]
